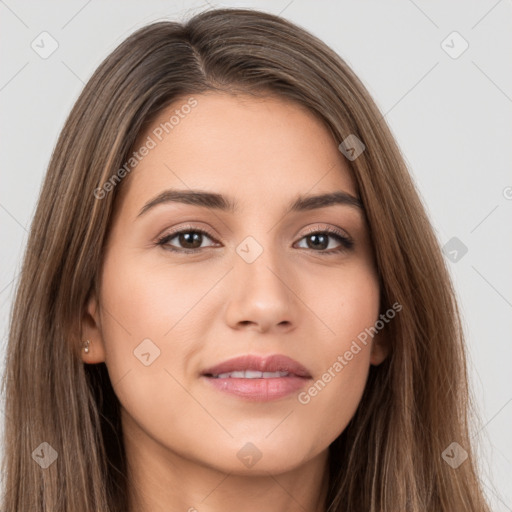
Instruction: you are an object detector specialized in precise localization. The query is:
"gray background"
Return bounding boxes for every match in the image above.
[1,0,511,509]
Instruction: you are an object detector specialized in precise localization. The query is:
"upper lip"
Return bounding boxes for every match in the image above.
[201,354,312,378]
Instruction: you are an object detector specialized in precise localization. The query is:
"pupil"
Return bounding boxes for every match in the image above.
[309,234,327,250]
[180,232,202,249]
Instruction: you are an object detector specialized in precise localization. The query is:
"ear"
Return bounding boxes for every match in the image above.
[81,292,107,364]
[369,327,391,366]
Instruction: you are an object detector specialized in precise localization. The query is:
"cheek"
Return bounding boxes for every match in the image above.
[336,266,380,343]
[308,256,380,350]
[295,261,380,443]
[96,248,225,398]
[96,251,207,433]
[99,250,220,346]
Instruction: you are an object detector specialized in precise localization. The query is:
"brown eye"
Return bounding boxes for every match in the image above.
[295,228,354,254]
[156,228,218,253]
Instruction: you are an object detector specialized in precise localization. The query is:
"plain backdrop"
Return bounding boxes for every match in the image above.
[1,0,511,509]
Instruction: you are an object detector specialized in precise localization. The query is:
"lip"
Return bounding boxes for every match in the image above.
[200,354,312,402]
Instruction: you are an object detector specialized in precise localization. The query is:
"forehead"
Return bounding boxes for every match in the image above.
[120,92,357,215]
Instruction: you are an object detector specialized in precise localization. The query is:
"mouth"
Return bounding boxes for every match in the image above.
[206,370,292,379]
[200,354,312,401]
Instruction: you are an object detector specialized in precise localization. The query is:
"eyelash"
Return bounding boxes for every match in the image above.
[155,224,354,255]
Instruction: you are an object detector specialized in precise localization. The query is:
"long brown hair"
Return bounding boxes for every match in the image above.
[1,7,491,511]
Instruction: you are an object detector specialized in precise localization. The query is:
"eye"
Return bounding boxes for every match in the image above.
[156,225,219,253]
[294,225,354,254]
[156,224,354,255]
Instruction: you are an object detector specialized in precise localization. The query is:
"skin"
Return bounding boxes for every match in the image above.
[81,92,389,512]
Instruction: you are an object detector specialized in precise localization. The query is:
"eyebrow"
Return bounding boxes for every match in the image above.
[137,188,363,218]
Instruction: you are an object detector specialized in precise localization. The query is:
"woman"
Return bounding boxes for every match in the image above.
[0,7,492,512]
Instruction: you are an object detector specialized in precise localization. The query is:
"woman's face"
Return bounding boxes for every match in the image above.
[83,92,388,476]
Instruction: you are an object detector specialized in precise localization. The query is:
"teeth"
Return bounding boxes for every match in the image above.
[243,370,263,378]
[214,370,289,379]
[263,371,289,378]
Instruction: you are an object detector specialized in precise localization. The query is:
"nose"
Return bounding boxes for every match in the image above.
[223,239,298,333]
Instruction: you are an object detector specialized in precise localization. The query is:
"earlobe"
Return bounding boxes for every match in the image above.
[369,331,390,366]
[80,294,107,364]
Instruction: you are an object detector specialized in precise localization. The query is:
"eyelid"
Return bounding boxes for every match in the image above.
[299,223,352,242]
[155,223,219,245]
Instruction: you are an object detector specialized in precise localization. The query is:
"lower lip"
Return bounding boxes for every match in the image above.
[202,375,310,401]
